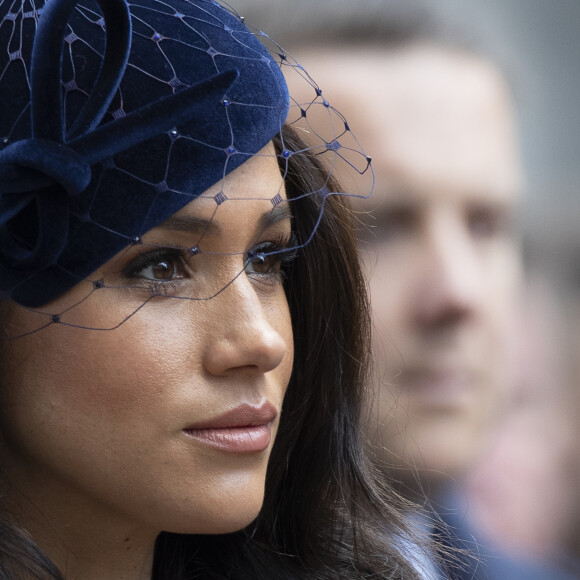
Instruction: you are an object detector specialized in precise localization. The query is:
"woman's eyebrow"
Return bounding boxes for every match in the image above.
[157,202,292,237]
[256,203,293,234]
[157,214,221,236]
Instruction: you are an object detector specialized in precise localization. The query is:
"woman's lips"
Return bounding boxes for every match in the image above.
[184,424,273,452]
[183,402,277,452]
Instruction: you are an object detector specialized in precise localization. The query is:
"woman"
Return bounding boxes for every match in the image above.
[0,0,421,577]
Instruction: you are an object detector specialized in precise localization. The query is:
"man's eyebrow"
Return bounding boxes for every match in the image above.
[154,200,292,237]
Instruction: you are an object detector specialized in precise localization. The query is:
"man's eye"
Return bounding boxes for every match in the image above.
[468,207,513,239]
[357,206,419,244]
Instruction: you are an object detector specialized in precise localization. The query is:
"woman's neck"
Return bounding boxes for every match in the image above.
[40,526,156,580]
[3,488,158,580]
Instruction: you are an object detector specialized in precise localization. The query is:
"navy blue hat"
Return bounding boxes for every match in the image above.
[0,0,289,307]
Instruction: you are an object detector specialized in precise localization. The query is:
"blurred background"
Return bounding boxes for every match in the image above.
[232,0,580,575]
[233,0,580,271]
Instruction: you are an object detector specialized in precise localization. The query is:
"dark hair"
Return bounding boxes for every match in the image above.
[0,125,418,579]
[237,0,472,50]
[238,0,516,96]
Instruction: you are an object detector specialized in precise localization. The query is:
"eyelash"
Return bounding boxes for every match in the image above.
[121,233,298,293]
[245,233,298,283]
[123,247,188,282]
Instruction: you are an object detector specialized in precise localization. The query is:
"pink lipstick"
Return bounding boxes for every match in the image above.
[183,402,277,452]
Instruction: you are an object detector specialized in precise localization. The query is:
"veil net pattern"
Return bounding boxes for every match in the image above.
[0,0,374,339]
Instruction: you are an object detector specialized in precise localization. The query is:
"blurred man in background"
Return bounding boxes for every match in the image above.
[265,3,578,577]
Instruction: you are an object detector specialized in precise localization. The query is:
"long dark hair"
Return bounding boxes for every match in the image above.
[0,125,419,579]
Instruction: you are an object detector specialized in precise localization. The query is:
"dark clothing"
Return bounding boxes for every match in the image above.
[434,499,578,580]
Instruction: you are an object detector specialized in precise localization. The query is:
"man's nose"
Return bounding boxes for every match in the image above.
[414,214,484,328]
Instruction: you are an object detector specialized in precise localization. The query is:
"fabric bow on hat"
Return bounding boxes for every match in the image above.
[0,0,237,293]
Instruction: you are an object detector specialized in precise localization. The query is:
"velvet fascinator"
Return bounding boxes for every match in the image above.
[0,0,289,307]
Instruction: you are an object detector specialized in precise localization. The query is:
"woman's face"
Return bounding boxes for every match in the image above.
[0,145,294,537]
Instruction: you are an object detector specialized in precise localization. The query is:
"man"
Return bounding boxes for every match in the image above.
[287,21,523,485]
[278,6,576,578]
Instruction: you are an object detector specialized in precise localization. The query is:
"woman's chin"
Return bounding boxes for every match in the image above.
[168,512,263,536]
[160,491,266,536]
[198,512,261,536]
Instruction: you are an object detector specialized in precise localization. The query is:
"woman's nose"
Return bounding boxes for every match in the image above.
[201,277,290,377]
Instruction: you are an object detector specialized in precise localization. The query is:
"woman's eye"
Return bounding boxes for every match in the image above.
[126,251,187,281]
[245,239,297,278]
[245,251,281,276]
[140,259,178,280]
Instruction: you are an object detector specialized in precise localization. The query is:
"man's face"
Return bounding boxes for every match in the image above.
[294,44,524,481]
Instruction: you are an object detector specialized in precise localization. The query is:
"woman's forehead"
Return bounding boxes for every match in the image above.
[148,201,291,250]
[157,148,288,230]
[197,144,286,202]
[138,149,289,249]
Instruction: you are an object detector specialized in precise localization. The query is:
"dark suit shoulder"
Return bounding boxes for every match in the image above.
[435,508,577,580]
